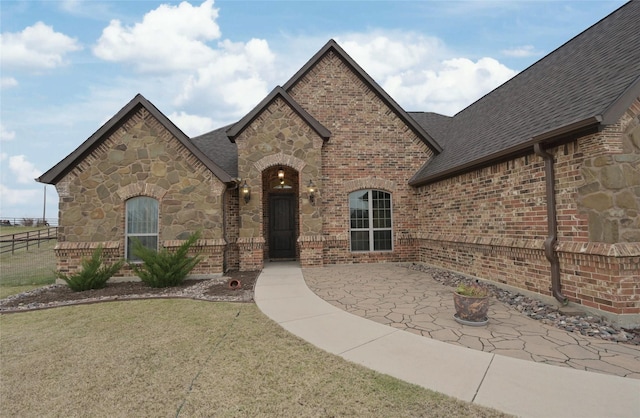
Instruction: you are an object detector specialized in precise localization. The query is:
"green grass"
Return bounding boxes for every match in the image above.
[0,225,50,236]
[1,300,509,417]
[0,239,56,296]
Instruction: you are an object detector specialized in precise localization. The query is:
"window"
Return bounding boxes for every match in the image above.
[125,196,158,261]
[349,190,392,251]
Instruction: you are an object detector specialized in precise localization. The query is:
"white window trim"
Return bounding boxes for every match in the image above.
[349,189,393,252]
[125,197,159,262]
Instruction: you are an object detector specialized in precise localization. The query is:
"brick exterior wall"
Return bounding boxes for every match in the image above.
[417,100,640,324]
[224,188,240,271]
[54,107,227,278]
[288,50,434,265]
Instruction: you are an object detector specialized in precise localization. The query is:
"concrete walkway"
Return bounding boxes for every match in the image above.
[254,261,640,418]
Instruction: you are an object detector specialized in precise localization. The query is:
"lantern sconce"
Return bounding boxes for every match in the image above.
[277,167,285,185]
[307,180,317,206]
[241,180,251,203]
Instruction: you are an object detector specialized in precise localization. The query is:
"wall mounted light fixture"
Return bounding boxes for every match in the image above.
[241,180,251,203]
[277,167,285,185]
[307,180,317,206]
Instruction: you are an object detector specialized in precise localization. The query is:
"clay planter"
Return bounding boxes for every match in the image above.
[453,291,489,326]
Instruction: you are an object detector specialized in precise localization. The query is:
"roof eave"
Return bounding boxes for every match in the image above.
[37,94,233,185]
[601,75,640,125]
[226,86,331,142]
[409,116,602,187]
[37,94,148,185]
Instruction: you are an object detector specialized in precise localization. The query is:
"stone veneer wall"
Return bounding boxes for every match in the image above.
[233,97,324,270]
[417,101,640,325]
[578,99,640,243]
[287,50,433,265]
[54,107,226,277]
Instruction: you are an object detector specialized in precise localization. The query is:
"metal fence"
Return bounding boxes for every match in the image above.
[0,228,58,287]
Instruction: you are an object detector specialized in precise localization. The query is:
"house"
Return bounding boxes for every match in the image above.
[38,2,640,327]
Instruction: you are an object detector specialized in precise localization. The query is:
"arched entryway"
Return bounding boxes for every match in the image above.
[262,166,299,260]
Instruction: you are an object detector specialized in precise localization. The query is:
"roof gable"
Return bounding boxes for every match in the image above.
[283,39,442,154]
[226,86,331,141]
[410,1,640,186]
[37,94,232,185]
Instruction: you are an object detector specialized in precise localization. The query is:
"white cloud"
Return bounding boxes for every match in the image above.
[1,124,16,141]
[0,184,41,206]
[91,0,276,118]
[59,0,83,13]
[339,32,446,79]
[502,45,540,57]
[384,56,517,115]
[1,77,18,89]
[169,111,217,137]
[0,22,81,70]
[175,38,275,116]
[93,0,221,73]
[8,155,42,184]
[333,32,517,115]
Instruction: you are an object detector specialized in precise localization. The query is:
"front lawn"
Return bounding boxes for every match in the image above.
[0,239,56,297]
[0,300,508,417]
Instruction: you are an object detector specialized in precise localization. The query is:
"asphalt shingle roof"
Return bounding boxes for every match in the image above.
[410,1,640,186]
[190,124,239,179]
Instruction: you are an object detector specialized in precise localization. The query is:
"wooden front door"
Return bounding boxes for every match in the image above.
[269,194,296,259]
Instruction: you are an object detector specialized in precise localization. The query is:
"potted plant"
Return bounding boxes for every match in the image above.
[453,281,489,326]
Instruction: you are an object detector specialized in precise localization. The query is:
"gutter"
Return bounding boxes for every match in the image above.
[410,116,601,187]
[533,143,568,305]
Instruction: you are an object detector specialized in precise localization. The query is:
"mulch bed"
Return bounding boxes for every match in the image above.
[0,270,260,313]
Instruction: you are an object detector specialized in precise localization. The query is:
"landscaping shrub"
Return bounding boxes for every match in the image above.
[130,231,202,288]
[56,246,124,291]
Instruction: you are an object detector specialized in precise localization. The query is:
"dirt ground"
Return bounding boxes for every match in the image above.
[0,270,259,312]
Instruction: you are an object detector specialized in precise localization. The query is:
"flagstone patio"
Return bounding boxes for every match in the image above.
[302,263,640,379]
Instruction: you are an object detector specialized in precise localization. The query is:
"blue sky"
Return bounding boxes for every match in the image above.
[0,0,627,221]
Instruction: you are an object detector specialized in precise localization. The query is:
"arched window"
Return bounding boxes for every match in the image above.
[349,190,392,252]
[125,196,159,261]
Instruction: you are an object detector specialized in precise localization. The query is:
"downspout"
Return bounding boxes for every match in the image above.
[533,143,568,305]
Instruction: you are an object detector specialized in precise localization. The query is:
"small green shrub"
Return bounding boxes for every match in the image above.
[130,231,202,288]
[56,246,124,291]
